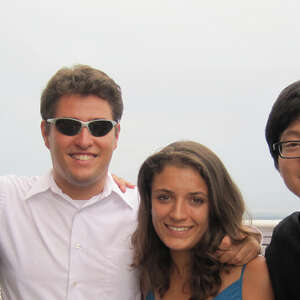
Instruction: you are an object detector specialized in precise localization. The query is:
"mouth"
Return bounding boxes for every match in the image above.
[166,224,193,232]
[69,154,97,161]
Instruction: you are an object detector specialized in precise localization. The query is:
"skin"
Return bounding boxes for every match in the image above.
[151,165,261,266]
[41,94,120,200]
[151,165,273,300]
[216,228,261,265]
[154,257,274,300]
[242,256,274,300]
[111,174,136,193]
[151,165,209,253]
[151,165,209,299]
[278,119,300,197]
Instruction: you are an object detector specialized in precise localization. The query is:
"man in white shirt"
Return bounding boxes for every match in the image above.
[0,65,260,300]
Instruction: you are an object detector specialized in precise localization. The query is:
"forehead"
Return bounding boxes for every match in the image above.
[55,94,113,119]
[152,164,208,192]
[280,119,300,140]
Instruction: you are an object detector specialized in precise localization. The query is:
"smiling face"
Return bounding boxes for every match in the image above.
[41,94,120,199]
[278,119,300,197]
[151,165,209,254]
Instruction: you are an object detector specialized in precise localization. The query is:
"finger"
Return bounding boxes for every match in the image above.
[117,181,127,193]
[242,224,262,244]
[218,247,243,265]
[112,174,126,193]
[226,248,249,265]
[227,238,260,265]
[216,233,261,265]
[125,181,136,189]
[217,239,246,265]
[214,235,234,261]
[217,250,233,264]
[218,235,232,251]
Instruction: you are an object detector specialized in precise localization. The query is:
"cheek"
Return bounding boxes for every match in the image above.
[278,160,293,181]
[51,139,67,156]
[48,132,68,148]
[95,136,116,152]
[151,211,161,237]
[278,160,300,193]
[151,204,166,227]
[151,206,159,225]
[192,206,209,226]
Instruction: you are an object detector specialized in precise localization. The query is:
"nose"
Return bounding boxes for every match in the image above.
[74,127,93,149]
[169,199,187,221]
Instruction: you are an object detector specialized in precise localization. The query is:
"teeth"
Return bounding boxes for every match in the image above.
[72,154,92,161]
[168,225,190,232]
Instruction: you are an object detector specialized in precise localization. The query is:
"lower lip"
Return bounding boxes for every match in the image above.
[71,156,95,164]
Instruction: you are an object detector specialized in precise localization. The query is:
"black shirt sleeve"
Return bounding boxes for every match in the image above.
[265,212,300,300]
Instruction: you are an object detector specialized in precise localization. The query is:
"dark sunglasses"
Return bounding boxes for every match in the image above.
[47,118,117,137]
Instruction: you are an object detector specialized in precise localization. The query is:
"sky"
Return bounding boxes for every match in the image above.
[1,0,300,218]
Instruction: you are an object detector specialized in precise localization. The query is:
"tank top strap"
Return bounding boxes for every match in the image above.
[240,264,246,281]
[145,291,155,300]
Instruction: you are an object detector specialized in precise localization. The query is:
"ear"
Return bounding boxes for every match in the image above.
[41,120,50,149]
[113,123,120,150]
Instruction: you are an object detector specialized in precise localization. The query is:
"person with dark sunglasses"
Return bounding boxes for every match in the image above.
[0,64,261,300]
[265,80,300,299]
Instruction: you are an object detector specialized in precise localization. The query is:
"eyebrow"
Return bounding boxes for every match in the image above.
[152,189,208,198]
[152,188,172,194]
[190,192,208,198]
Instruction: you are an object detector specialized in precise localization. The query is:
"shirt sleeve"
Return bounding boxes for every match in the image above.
[0,176,8,219]
[265,212,300,300]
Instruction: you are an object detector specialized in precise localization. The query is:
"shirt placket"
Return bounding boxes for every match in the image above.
[67,209,85,300]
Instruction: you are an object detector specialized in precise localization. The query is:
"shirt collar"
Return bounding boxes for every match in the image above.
[24,170,52,200]
[24,170,136,209]
[105,173,136,209]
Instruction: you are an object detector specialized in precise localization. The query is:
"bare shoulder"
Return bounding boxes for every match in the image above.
[244,255,268,273]
[243,255,274,300]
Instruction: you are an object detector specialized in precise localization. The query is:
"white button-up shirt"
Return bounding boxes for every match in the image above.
[0,172,140,300]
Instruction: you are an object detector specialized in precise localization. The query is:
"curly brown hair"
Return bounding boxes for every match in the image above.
[132,141,256,300]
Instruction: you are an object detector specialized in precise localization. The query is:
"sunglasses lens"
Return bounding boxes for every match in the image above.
[55,119,81,136]
[89,120,114,137]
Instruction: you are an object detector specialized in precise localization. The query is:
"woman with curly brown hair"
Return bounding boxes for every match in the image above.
[132,141,273,300]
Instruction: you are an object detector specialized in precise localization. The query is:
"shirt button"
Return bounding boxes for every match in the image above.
[75,243,81,249]
[72,282,77,287]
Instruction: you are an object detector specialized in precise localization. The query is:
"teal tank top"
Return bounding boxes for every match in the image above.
[146,264,246,300]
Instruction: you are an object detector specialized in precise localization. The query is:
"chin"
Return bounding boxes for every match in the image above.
[68,175,98,187]
[286,184,300,198]
[166,243,193,252]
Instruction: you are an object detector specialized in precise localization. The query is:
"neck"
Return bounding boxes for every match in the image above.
[157,251,192,299]
[52,174,107,200]
[63,184,104,200]
[170,250,191,278]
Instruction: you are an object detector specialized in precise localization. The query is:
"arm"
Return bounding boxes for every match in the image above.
[243,256,274,300]
[216,226,262,265]
[265,213,300,299]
